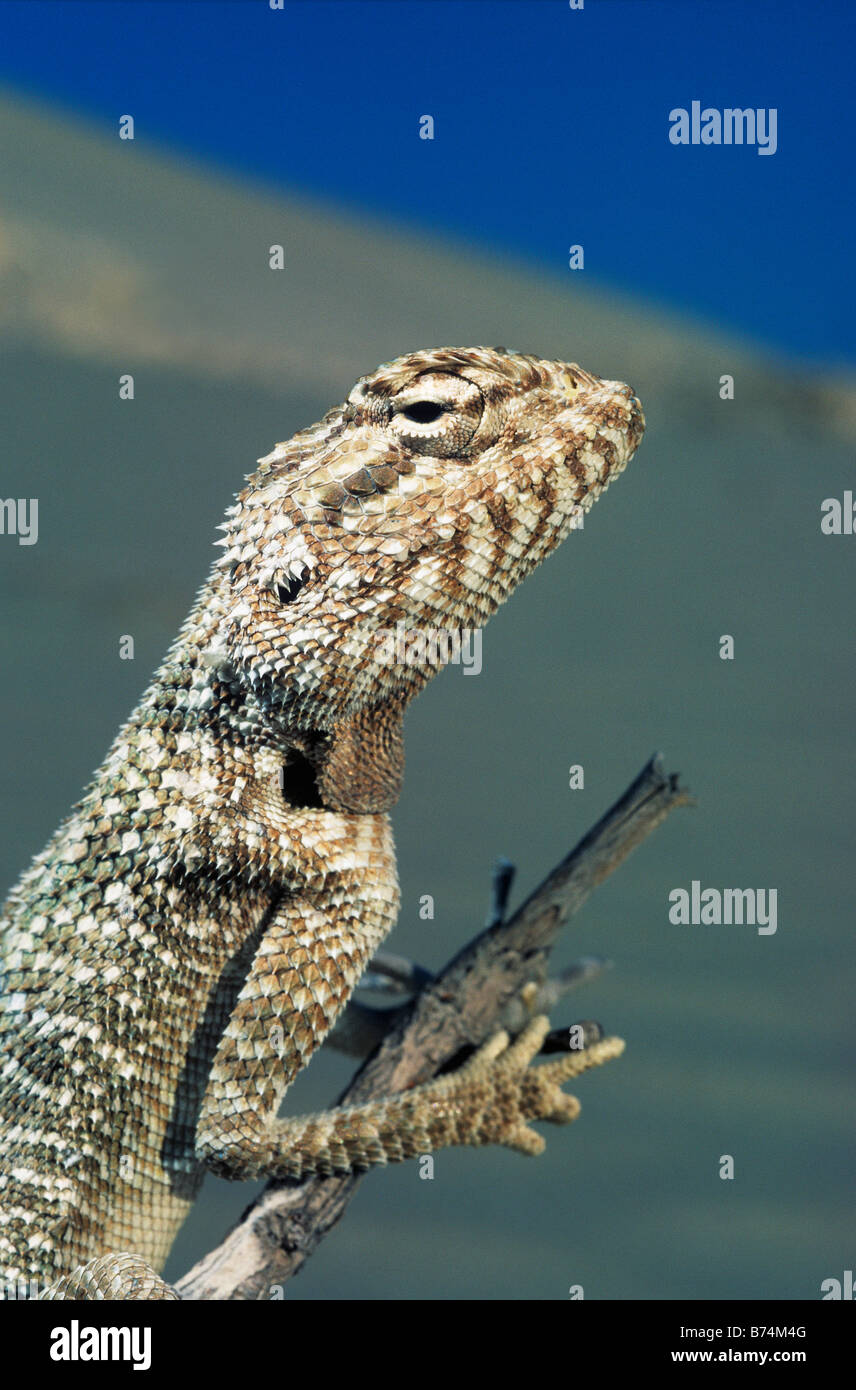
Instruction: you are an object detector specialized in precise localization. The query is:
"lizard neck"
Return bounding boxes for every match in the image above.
[124,573,415,817]
[156,566,436,738]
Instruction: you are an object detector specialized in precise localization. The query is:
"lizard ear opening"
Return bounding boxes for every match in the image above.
[275,575,305,605]
[279,752,323,810]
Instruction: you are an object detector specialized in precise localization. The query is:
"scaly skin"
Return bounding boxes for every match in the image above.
[0,347,644,1298]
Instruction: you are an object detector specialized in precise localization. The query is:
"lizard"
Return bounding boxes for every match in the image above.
[0,346,644,1300]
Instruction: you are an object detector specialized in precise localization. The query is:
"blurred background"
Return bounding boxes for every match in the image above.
[0,0,853,1300]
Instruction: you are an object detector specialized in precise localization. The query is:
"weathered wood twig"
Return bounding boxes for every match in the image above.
[177,753,692,1299]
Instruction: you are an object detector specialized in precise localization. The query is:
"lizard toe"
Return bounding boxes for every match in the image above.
[473,1028,511,1064]
[504,1122,547,1156]
[539,1088,582,1125]
[506,1014,551,1066]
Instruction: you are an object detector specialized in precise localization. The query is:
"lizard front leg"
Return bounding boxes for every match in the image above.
[193,890,624,1183]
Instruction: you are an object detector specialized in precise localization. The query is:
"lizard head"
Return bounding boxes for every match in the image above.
[217,346,645,726]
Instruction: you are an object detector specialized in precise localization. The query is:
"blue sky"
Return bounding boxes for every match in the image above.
[1,0,853,365]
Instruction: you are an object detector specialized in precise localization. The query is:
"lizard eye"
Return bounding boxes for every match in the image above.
[390,371,484,457]
[399,401,447,425]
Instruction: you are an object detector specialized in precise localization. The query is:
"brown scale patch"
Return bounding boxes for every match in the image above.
[317,483,347,508]
[532,476,556,507]
[342,469,376,496]
[369,465,399,489]
[519,493,555,556]
[599,402,635,430]
[593,437,618,480]
[363,373,397,397]
[567,451,590,483]
[484,496,513,551]
[505,359,541,391]
[479,380,509,405]
[505,427,533,452]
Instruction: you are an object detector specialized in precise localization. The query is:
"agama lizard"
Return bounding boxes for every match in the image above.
[0,346,644,1299]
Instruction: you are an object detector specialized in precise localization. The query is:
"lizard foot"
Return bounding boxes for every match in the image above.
[428,1015,625,1157]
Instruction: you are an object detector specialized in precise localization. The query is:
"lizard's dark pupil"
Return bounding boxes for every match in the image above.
[401,401,446,424]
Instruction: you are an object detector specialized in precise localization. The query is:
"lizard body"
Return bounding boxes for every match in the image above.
[0,347,644,1299]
